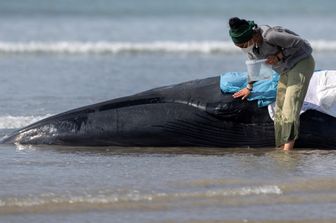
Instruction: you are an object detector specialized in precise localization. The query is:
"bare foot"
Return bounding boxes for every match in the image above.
[283,140,295,150]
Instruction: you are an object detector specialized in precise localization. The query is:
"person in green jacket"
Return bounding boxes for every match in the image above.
[228,17,315,150]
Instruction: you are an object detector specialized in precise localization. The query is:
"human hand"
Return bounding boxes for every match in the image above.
[232,88,251,100]
[266,55,279,65]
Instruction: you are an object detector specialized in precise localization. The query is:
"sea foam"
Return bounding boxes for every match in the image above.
[0,40,334,54]
[0,115,51,129]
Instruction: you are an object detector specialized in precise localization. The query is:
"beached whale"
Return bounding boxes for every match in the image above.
[2,76,336,148]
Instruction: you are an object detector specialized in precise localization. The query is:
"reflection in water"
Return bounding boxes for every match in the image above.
[14,144,278,155]
[2,143,336,221]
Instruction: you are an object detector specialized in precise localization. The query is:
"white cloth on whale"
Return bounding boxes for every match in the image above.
[268,70,336,120]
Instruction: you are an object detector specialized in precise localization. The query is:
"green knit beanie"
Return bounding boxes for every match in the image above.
[229,20,256,44]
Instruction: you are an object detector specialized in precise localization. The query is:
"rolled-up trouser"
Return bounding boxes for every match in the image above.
[274,55,315,147]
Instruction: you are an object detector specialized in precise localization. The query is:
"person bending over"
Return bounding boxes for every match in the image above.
[228,17,315,150]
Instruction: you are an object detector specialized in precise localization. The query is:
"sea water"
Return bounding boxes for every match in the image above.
[0,0,336,222]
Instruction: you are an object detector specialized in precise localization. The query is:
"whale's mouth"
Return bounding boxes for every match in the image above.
[9,124,60,145]
[0,114,53,145]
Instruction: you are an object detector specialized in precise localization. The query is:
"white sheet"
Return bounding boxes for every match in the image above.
[268,70,336,120]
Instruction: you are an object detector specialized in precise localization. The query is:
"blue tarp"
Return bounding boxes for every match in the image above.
[220,71,280,107]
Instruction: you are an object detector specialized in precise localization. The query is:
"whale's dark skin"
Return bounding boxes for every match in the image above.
[2,76,336,148]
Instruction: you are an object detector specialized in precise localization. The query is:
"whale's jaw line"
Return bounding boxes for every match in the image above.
[2,76,336,149]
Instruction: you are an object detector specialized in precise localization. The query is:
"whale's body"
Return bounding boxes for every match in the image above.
[2,76,336,148]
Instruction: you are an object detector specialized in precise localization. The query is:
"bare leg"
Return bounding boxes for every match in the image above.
[283,140,295,151]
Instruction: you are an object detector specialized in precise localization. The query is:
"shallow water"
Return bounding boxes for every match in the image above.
[1,0,336,222]
[1,146,336,222]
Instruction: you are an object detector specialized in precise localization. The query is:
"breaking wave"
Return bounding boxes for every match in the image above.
[0,185,282,214]
[0,115,51,129]
[0,40,335,54]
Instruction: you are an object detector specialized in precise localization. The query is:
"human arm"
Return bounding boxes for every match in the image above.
[265,28,310,59]
[266,51,284,65]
